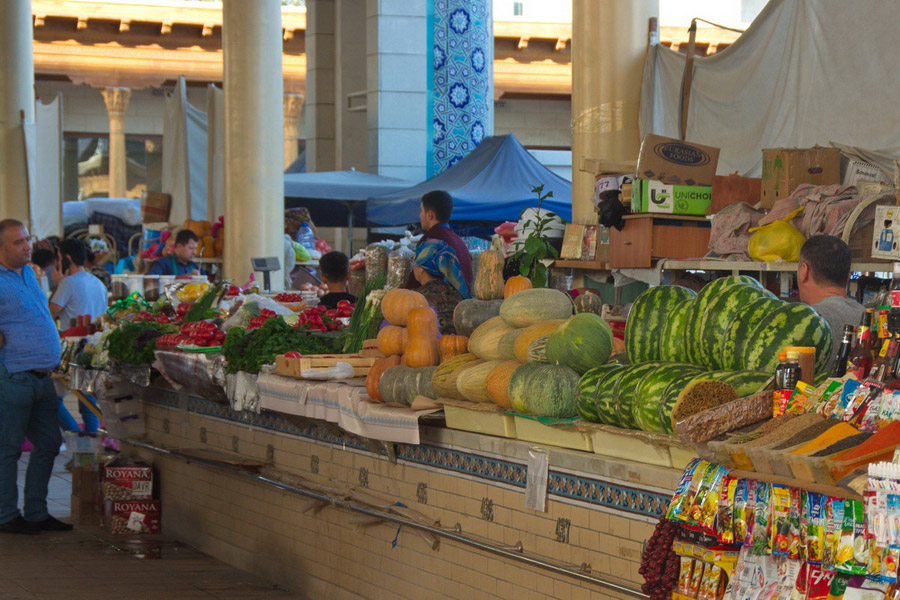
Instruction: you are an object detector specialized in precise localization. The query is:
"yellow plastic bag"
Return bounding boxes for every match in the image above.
[747,206,806,262]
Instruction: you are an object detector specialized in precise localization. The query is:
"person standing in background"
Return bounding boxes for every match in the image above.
[49,238,108,329]
[796,235,865,371]
[412,242,464,334]
[318,251,356,310]
[0,219,73,534]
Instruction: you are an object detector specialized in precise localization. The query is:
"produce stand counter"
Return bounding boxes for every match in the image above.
[83,362,688,600]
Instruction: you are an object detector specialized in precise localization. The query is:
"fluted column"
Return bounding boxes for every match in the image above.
[0,0,35,222]
[101,86,132,198]
[223,0,284,287]
[283,93,305,169]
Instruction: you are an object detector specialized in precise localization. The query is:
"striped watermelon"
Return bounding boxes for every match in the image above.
[659,300,692,362]
[697,283,777,369]
[576,363,626,423]
[722,297,786,370]
[613,362,664,429]
[740,302,833,376]
[625,286,696,364]
[683,276,761,365]
[594,365,629,426]
[716,370,774,396]
[632,363,705,432]
[656,370,713,434]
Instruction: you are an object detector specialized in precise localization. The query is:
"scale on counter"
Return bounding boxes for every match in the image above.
[251,257,281,293]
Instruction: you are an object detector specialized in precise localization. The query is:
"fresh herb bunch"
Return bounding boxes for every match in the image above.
[507,184,560,288]
[183,281,225,323]
[107,321,177,365]
[340,273,386,353]
[223,317,342,374]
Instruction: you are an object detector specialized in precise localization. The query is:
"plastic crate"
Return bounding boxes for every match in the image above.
[444,405,516,438]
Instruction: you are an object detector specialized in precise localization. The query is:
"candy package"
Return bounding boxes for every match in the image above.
[807,493,826,565]
[771,484,792,556]
[744,480,758,547]
[733,478,749,545]
[824,498,845,570]
[678,556,695,595]
[698,466,728,534]
[668,459,704,523]
[718,476,737,544]
[788,487,802,560]
[751,482,771,555]
[836,500,856,574]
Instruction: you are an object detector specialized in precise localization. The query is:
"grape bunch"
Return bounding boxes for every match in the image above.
[639,516,680,600]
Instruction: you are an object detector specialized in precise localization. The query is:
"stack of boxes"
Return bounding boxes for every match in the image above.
[632,134,721,216]
[101,461,160,535]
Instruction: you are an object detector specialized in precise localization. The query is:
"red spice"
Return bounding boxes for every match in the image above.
[830,420,900,461]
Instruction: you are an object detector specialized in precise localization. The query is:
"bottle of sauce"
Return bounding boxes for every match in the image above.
[848,310,875,379]
[830,324,855,378]
[773,351,801,417]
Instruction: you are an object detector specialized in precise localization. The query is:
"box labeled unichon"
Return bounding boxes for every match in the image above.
[633,179,712,215]
[637,134,720,187]
[102,463,153,500]
[105,499,161,535]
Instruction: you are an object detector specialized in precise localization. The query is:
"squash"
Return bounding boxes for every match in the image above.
[376,325,408,357]
[452,298,503,337]
[378,366,436,405]
[545,313,614,375]
[467,316,517,361]
[503,275,533,299]
[404,308,440,367]
[507,362,542,412]
[382,288,429,326]
[485,360,521,409]
[456,360,505,403]
[499,288,573,328]
[497,329,522,361]
[473,247,505,300]
[439,335,469,362]
[513,320,564,362]
[573,292,604,316]
[365,355,401,401]
[526,335,551,362]
[520,363,581,418]
[431,353,482,399]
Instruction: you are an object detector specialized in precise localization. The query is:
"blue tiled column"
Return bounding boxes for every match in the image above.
[427,0,493,177]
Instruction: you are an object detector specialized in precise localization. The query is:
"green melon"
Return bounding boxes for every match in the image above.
[499,288,574,328]
[517,363,581,418]
[507,362,543,413]
[632,363,705,432]
[697,283,778,369]
[526,335,551,362]
[545,313,614,375]
[576,363,625,423]
[625,286,696,364]
[683,276,761,365]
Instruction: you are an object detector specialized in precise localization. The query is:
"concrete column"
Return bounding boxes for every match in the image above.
[571,0,657,223]
[0,0,35,222]
[101,87,132,198]
[283,93,305,169]
[306,0,336,172]
[222,0,284,287]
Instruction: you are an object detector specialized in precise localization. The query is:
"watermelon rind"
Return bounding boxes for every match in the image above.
[697,283,777,369]
[683,276,761,365]
[659,300,693,363]
[722,297,786,370]
[625,286,696,365]
[576,363,625,423]
[740,302,833,376]
[595,365,629,427]
[632,363,705,432]
[613,362,664,430]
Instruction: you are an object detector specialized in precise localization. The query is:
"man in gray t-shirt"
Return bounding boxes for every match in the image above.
[797,235,864,371]
[49,239,108,329]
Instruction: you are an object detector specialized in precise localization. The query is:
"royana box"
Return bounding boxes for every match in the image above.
[102,462,153,500]
[636,134,720,187]
[105,499,161,535]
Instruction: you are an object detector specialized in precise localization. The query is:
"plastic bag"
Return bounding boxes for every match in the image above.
[747,206,806,262]
[386,241,414,289]
[300,362,355,380]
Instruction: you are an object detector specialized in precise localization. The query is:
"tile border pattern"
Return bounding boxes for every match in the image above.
[143,391,669,520]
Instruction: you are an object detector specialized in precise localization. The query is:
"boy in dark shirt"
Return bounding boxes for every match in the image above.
[318,251,356,310]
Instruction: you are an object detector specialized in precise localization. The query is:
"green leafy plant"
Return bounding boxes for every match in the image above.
[508,184,560,288]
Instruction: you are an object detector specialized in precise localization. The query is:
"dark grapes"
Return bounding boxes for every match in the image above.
[639,516,680,599]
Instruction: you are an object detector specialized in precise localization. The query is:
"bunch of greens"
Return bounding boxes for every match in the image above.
[106,321,177,365]
[183,281,226,323]
[340,273,386,353]
[223,317,342,374]
[507,184,560,288]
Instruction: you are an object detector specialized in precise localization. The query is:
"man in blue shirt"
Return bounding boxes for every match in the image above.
[145,229,204,276]
[49,238,109,328]
[0,219,73,534]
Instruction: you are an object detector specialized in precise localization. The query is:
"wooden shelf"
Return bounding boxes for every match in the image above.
[552,259,609,270]
[659,259,892,274]
[728,469,862,501]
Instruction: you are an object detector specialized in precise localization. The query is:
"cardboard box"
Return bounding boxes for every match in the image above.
[710,173,761,214]
[102,463,153,500]
[636,134,720,187]
[760,147,840,209]
[871,205,900,260]
[70,496,100,525]
[71,466,99,499]
[105,499,161,535]
[633,179,712,215]
[140,191,171,223]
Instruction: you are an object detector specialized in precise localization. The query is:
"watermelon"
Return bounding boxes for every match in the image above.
[683,276,761,365]
[594,365,629,426]
[545,313,614,374]
[722,297,786,370]
[696,283,777,369]
[704,370,774,397]
[625,286,696,364]
[631,363,705,432]
[521,363,582,418]
[740,302,833,376]
[659,300,692,362]
[613,362,664,429]
[576,363,625,423]
[656,370,713,434]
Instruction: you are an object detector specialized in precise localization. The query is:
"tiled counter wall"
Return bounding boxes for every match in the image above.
[132,391,680,600]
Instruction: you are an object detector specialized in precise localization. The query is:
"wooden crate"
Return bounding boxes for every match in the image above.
[609,214,711,268]
[275,354,377,378]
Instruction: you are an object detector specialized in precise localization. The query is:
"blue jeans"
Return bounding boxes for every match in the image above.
[0,365,62,523]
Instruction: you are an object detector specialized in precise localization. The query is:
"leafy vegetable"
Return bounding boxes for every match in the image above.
[183,282,225,323]
[506,184,560,288]
[106,321,176,366]
[341,273,386,353]
[223,317,342,374]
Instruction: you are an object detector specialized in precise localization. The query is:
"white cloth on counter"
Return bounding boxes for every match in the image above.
[257,373,439,444]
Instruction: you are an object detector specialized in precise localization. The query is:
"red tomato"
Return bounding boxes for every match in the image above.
[336,300,351,309]
[338,306,353,318]
[325,309,339,319]
[316,305,327,314]
[284,351,303,359]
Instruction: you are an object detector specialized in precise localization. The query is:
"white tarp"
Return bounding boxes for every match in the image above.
[206,84,225,220]
[640,0,900,179]
[23,95,63,239]
[162,77,209,225]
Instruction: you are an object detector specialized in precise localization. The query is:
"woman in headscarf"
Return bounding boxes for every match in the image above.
[412,240,464,335]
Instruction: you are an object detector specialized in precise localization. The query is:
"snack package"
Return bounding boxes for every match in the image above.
[827,572,851,599]
[751,482,771,555]
[698,466,728,534]
[689,560,706,597]
[806,565,837,600]
[678,556,695,595]
[688,462,718,526]
[733,478,749,545]
[833,379,862,420]
[700,564,723,600]
[850,500,868,575]
[815,380,847,417]
[836,499,857,574]
[744,480,758,547]
[845,382,882,426]
[718,476,738,545]
[788,488,802,560]
[668,458,704,523]
[807,492,826,565]
[771,484,792,556]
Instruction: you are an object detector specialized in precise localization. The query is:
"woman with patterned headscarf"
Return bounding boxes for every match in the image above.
[413,240,464,335]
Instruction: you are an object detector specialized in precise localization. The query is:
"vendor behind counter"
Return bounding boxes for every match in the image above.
[412,240,463,335]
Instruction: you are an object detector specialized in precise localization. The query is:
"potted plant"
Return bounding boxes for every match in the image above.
[506,184,561,288]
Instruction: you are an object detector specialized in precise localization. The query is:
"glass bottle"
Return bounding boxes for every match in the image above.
[848,310,875,379]
[830,324,855,378]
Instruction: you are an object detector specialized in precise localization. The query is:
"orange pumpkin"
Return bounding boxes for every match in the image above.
[404,308,440,368]
[439,335,469,362]
[365,355,401,401]
[376,325,408,356]
[503,275,533,299]
[382,288,429,326]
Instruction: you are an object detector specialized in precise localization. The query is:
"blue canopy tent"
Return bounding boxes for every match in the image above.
[366,134,572,226]
[284,170,415,253]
